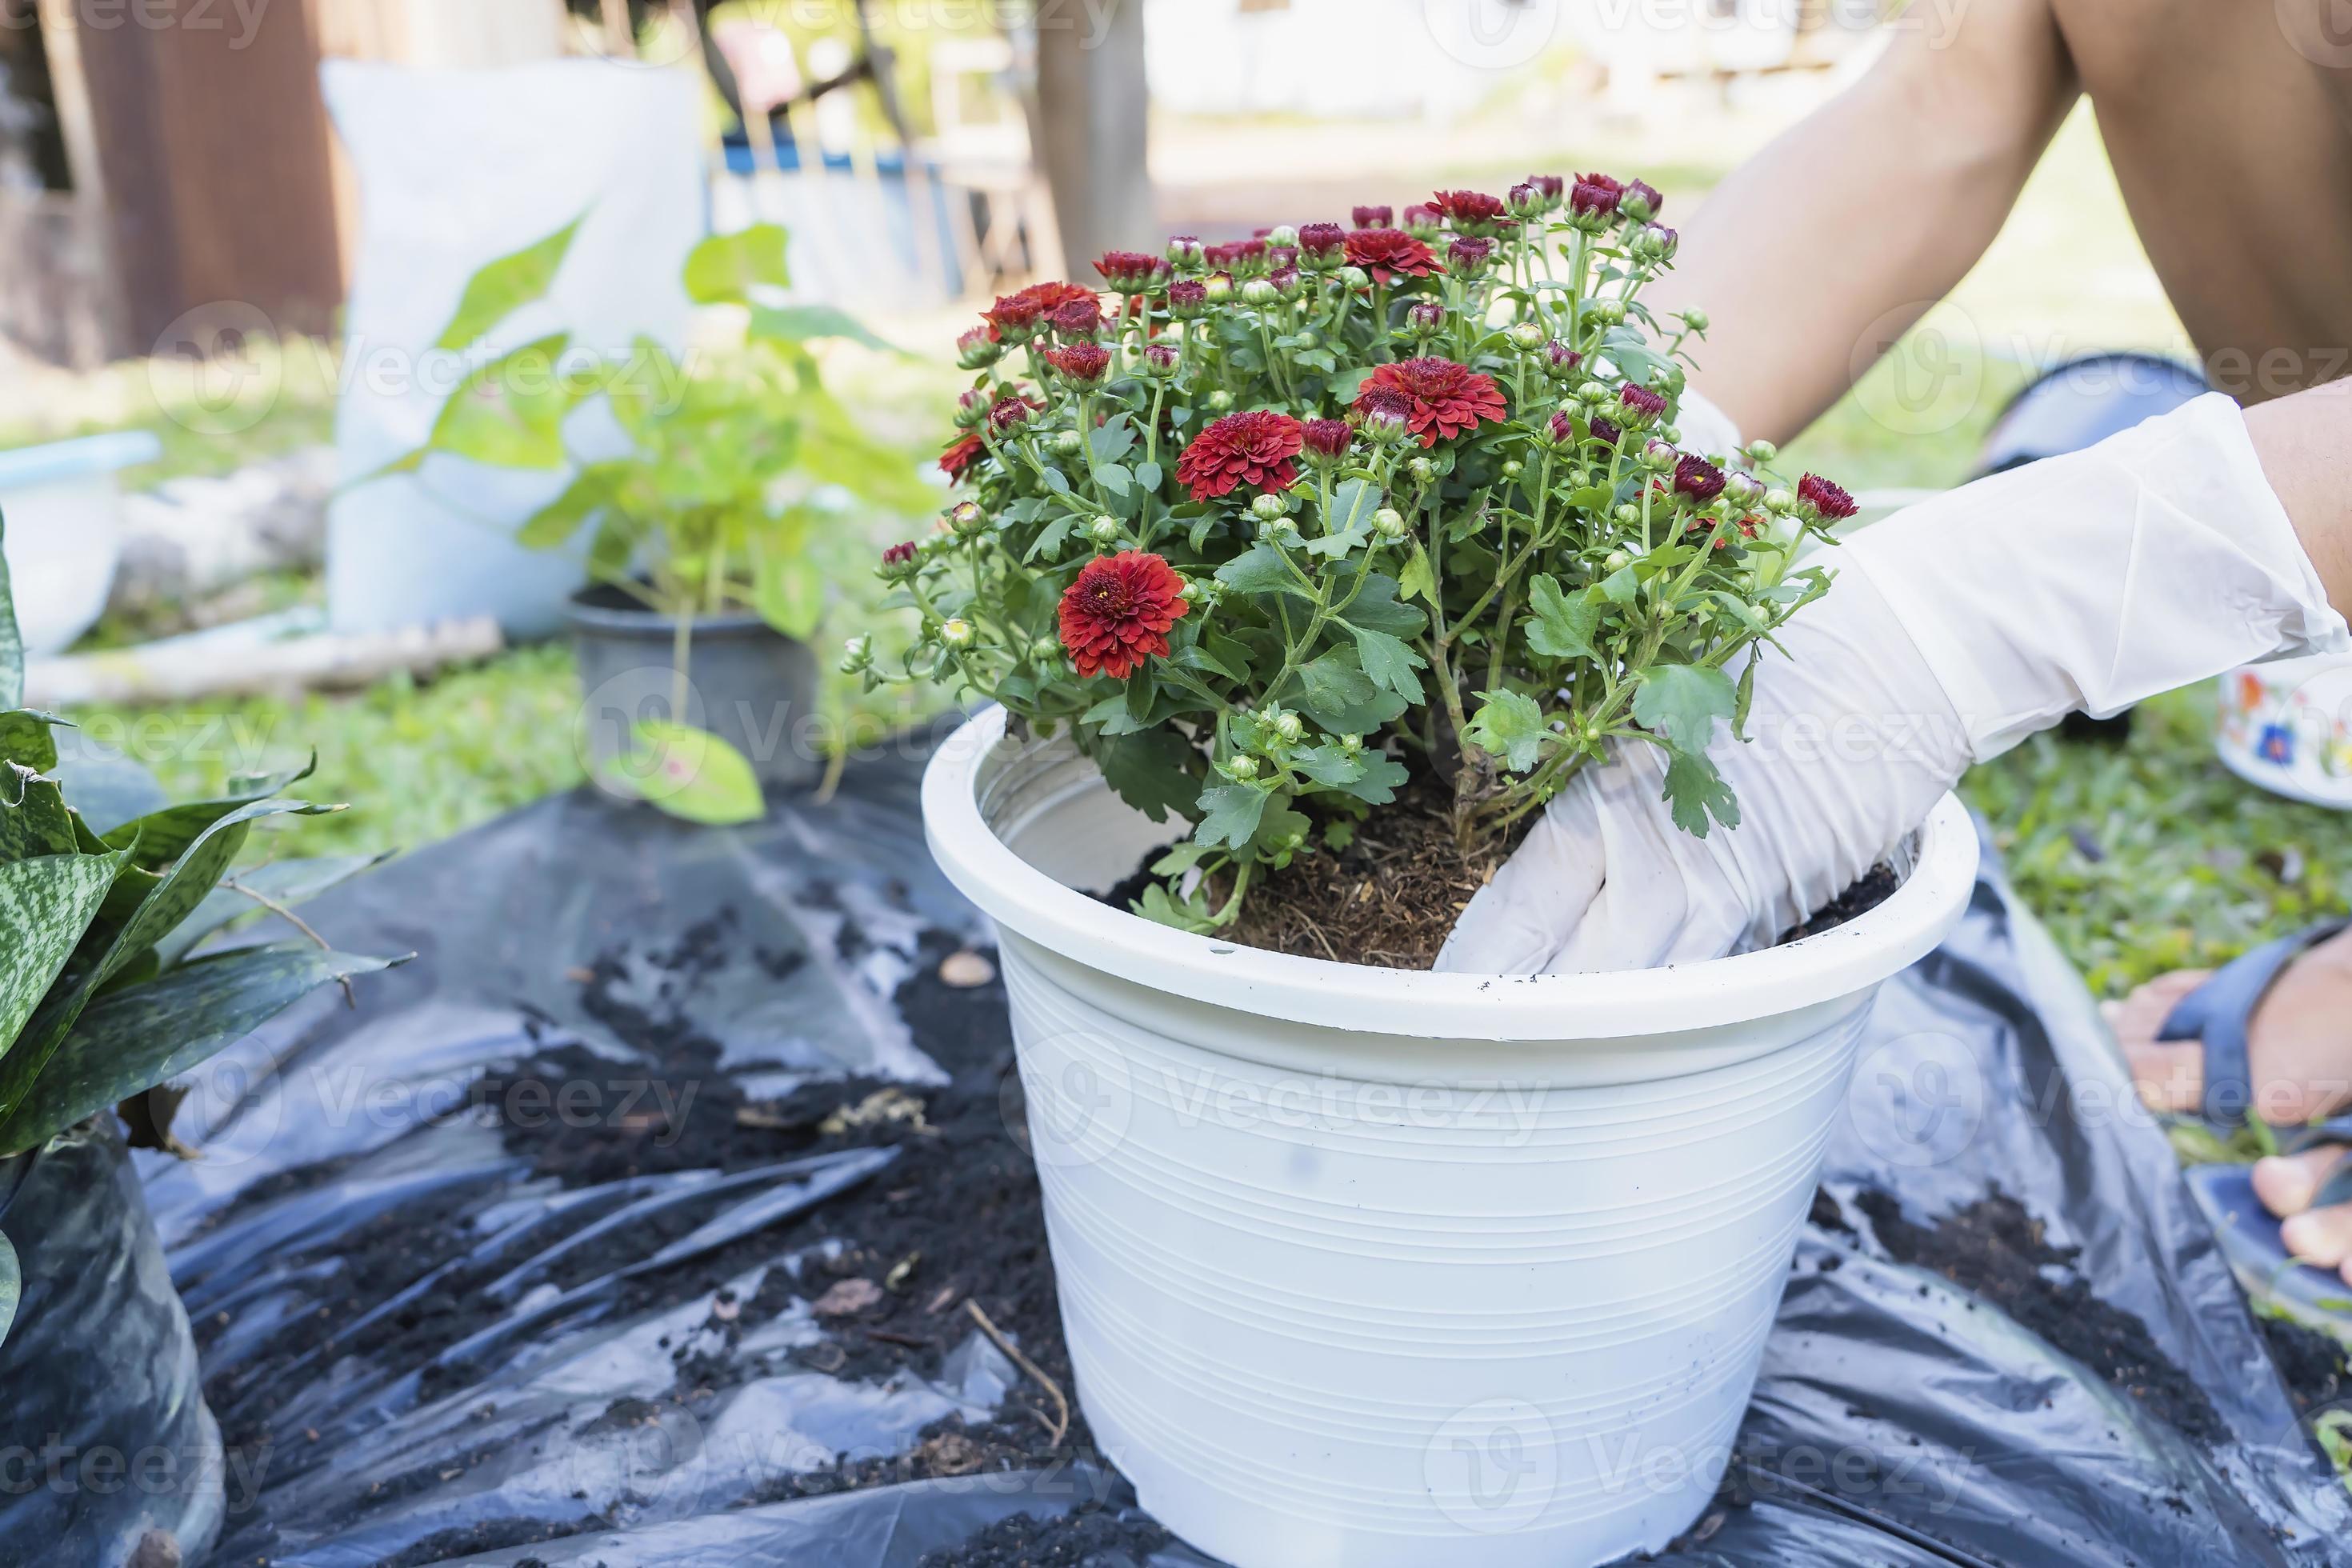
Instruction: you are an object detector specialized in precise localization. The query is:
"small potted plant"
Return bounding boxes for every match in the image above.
[0,518,397,1562]
[378,222,930,824]
[875,184,1979,1564]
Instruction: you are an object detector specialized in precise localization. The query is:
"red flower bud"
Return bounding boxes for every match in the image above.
[1302,418,1353,461]
[1529,174,1566,206]
[1351,204,1394,230]
[1043,342,1112,384]
[1430,189,1512,235]
[1446,236,1496,276]
[1674,453,1727,502]
[1570,173,1625,218]
[1401,203,1443,239]
[1166,234,1206,267]
[1166,278,1208,319]
[1297,222,1346,264]
[1142,342,1181,377]
[1589,414,1622,447]
[1544,340,1581,376]
[1798,473,1859,520]
[1622,179,1664,220]
[1618,383,1668,422]
[1051,296,1103,338]
[955,326,1002,370]
[1094,250,1165,292]
[954,387,990,427]
[881,541,918,575]
[988,394,1039,434]
[1506,182,1544,219]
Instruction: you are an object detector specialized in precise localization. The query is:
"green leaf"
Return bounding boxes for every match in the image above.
[1633,663,1738,754]
[1215,544,1308,599]
[1329,366,1377,402]
[748,302,898,353]
[48,753,166,837]
[516,469,614,550]
[1134,460,1163,493]
[0,768,79,862]
[1094,730,1201,823]
[428,333,582,470]
[1597,566,1641,604]
[610,722,766,826]
[1302,478,1378,558]
[0,850,121,1070]
[102,758,318,869]
[433,214,583,351]
[685,224,792,303]
[1526,573,1600,660]
[754,554,826,641]
[1097,462,1134,501]
[0,510,18,710]
[1397,549,1437,606]
[1290,646,1378,732]
[1088,418,1138,466]
[1662,750,1739,837]
[0,710,59,774]
[0,943,405,1157]
[1343,574,1428,638]
[0,1230,16,1347]
[1351,626,1426,703]
[152,854,388,970]
[1194,783,1270,850]
[89,799,334,993]
[1026,515,1075,563]
[1464,690,1548,772]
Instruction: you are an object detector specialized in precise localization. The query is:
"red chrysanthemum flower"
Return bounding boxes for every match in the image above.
[1175,410,1306,501]
[1430,189,1511,234]
[1351,204,1393,230]
[1052,297,1103,339]
[1619,383,1668,421]
[1798,473,1859,520]
[1302,418,1353,460]
[1342,228,1439,286]
[984,280,1098,337]
[1043,342,1112,384]
[1297,222,1346,261]
[1058,551,1190,680]
[1674,453,1727,501]
[1352,358,1508,447]
[1094,250,1164,291]
[939,431,985,482]
[1570,173,1626,218]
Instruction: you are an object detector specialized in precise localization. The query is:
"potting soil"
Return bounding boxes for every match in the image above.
[88,721,2352,1567]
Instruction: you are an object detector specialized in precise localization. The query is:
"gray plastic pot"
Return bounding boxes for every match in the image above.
[564,585,822,794]
[0,1117,226,1566]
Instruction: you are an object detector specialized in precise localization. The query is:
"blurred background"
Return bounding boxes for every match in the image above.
[0,0,2302,997]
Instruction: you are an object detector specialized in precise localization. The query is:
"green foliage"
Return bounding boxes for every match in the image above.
[878,193,1845,926]
[371,219,924,826]
[0,515,396,1343]
[609,722,765,826]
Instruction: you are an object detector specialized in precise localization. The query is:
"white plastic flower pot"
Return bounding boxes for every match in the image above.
[922,706,1979,1568]
[0,430,160,654]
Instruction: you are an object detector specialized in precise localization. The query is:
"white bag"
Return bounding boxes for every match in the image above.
[322,59,703,637]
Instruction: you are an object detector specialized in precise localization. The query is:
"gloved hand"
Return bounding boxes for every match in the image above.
[1436,392,2350,974]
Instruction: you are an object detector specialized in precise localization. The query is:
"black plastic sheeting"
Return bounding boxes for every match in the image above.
[106,729,2350,1568]
[0,1118,226,1565]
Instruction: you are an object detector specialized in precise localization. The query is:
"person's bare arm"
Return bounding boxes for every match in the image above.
[2250,375,2352,614]
[1646,0,2078,445]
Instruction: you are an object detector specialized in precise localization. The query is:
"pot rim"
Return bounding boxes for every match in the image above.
[561,585,780,640]
[922,705,1980,1041]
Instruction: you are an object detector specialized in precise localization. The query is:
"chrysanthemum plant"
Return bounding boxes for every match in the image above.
[856,178,1859,934]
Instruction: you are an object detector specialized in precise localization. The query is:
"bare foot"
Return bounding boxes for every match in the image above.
[2110,926,2352,1285]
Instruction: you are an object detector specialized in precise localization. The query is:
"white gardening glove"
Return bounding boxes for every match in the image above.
[1437,393,2350,974]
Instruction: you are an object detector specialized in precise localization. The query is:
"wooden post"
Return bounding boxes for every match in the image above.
[71,0,344,350]
[1029,0,1151,278]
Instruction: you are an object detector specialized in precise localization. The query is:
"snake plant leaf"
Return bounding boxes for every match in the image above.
[48,751,169,836]
[0,509,18,710]
[0,710,59,774]
[152,853,390,970]
[0,942,406,1158]
[0,767,79,862]
[0,849,125,1066]
[0,1230,16,1346]
[100,756,318,869]
[3,800,330,1127]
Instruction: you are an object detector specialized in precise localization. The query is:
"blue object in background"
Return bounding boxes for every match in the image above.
[1975,350,2210,478]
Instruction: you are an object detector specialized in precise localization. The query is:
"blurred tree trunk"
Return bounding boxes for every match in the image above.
[1030,0,1150,278]
[74,0,343,351]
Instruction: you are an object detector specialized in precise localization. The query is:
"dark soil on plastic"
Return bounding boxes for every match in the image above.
[2258,1310,2350,1416]
[917,1508,1174,1566]
[196,907,1096,1566]
[1855,1185,2227,1446]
